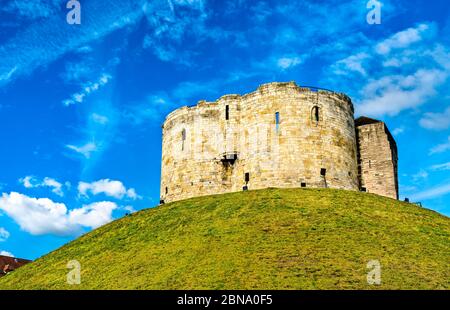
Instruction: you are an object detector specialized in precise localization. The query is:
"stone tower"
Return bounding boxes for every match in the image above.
[160,82,398,203]
[355,117,399,200]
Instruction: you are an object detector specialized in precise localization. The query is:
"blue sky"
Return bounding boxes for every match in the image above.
[0,0,449,260]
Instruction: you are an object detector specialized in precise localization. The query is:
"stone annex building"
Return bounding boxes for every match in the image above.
[160,82,398,203]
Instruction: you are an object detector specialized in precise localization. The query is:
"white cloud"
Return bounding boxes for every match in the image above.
[332,52,370,76]
[126,188,140,200]
[68,201,117,229]
[427,44,450,70]
[78,179,140,200]
[3,0,56,20]
[63,73,112,106]
[419,107,450,130]
[0,192,78,236]
[19,176,34,188]
[277,56,303,70]
[143,36,182,63]
[66,142,98,159]
[91,113,109,125]
[392,127,405,135]
[357,69,447,117]
[42,178,64,196]
[375,23,433,55]
[62,60,95,84]
[412,170,429,182]
[326,23,450,118]
[0,227,10,242]
[430,162,450,171]
[382,49,417,68]
[411,183,450,201]
[0,251,14,257]
[0,192,117,236]
[429,136,450,155]
[252,53,307,73]
[0,66,17,82]
[0,1,152,87]
[122,205,136,213]
[19,176,65,196]
[77,46,93,53]
[141,1,211,65]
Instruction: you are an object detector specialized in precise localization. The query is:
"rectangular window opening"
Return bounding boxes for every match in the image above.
[320,168,327,176]
[301,182,307,188]
[275,112,280,132]
[225,105,229,120]
[181,129,186,151]
[245,172,250,183]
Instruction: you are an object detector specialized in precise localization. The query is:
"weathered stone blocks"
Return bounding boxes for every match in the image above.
[160,82,398,203]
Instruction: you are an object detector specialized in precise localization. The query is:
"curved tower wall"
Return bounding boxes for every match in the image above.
[161,82,359,203]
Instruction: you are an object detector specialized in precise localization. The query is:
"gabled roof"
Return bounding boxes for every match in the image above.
[0,255,31,275]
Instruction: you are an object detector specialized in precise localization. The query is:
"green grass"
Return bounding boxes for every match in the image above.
[1,188,449,290]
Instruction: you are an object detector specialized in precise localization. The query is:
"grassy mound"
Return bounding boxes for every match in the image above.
[1,188,449,290]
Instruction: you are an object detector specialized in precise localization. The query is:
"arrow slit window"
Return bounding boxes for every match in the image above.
[181,129,186,151]
[311,106,320,124]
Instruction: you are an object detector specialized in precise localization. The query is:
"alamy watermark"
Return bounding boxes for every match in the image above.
[67,259,81,285]
[66,0,81,25]
[367,260,382,285]
[64,1,380,26]
[366,0,382,25]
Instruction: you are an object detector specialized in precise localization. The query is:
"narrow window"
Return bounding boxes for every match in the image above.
[275,112,280,132]
[245,172,250,183]
[301,182,307,188]
[181,128,186,151]
[165,187,168,194]
[225,105,229,120]
[311,106,320,123]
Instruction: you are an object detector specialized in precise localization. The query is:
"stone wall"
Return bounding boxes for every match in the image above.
[160,82,360,203]
[355,117,399,200]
